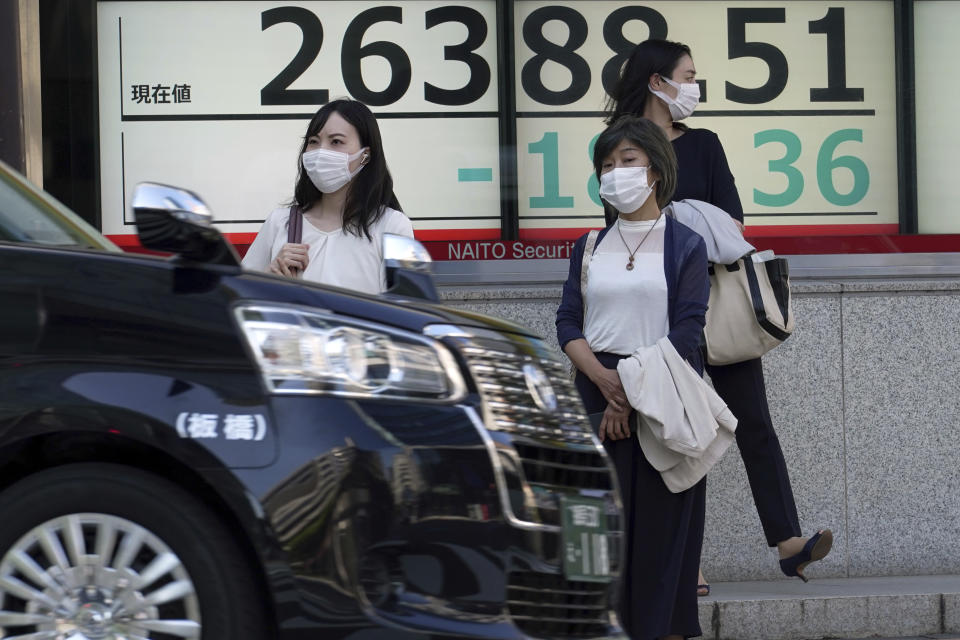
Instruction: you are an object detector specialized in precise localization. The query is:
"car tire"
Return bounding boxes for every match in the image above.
[0,462,271,639]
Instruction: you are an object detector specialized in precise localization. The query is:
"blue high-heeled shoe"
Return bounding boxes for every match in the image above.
[779,529,833,582]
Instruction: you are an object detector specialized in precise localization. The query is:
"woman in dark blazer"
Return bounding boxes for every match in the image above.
[605,38,832,591]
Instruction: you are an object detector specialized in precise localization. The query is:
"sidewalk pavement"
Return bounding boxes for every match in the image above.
[840,636,960,640]
[697,575,960,640]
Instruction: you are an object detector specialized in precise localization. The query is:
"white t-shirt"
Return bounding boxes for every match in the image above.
[242,206,414,295]
[583,216,669,356]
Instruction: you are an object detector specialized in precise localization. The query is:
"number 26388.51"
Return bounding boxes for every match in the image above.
[262,5,865,108]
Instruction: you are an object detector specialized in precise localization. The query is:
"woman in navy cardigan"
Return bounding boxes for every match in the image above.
[556,116,709,640]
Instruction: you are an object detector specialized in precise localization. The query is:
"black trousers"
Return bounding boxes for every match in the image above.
[706,356,802,547]
[577,353,704,640]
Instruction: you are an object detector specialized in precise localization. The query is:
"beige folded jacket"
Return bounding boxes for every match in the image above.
[616,337,738,493]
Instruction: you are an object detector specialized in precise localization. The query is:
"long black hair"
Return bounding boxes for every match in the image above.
[292,99,401,240]
[604,39,692,125]
[593,116,677,210]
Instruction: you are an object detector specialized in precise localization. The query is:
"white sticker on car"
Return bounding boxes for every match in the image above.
[176,412,267,441]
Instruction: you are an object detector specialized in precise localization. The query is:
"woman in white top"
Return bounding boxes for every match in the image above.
[242,99,413,294]
[556,116,709,640]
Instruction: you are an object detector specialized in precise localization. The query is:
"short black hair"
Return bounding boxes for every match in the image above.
[604,39,692,124]
[593,116,677,209]
[292,99,401,240]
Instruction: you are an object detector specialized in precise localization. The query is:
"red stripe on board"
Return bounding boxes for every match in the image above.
[519,227,599,241]
[224,232,258,244]
[110,232,259,247]
[107,235,145,247]
[422,239,577,261]
[517,223,901,242]
[413,228,500,241]
[110,230,499,243]
[743,223,899,237]
[107,233,257,257]
[752,234,960,255]
[105,229,960,258]
[108,230,501,257]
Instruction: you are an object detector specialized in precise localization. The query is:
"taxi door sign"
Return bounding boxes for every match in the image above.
[560,494,611,582]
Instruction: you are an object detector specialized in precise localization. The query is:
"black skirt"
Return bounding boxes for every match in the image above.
[576,352,705,640]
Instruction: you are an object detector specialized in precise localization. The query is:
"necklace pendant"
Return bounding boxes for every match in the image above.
[626,261,634,271]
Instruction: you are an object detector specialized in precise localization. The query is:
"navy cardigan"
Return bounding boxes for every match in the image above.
[555,215,710,374]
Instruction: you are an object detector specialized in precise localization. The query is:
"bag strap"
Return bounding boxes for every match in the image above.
[580,230,599,319]
[568,229,599,381]
[287,205,303,244]
[743,258,792,341]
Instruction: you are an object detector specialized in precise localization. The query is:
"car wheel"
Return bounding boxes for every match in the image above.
[0,462,270,639]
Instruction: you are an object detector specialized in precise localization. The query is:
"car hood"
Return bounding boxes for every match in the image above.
[0,243,540,342]
[223,268,538,339]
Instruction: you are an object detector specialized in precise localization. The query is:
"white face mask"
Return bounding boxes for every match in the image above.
[302,147,368,193]
[648,76,701,121]
[599,167,656,214]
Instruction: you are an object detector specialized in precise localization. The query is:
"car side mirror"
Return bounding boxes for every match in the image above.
[383,234,438,301]
[132,182,240,266]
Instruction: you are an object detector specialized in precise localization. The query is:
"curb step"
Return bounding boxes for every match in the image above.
[836,636,960,640]
[696,575,960,640]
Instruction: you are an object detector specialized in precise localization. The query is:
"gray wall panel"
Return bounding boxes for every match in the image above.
[440,278,960,580]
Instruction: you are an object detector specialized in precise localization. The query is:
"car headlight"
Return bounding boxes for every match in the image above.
[234,304,466,401]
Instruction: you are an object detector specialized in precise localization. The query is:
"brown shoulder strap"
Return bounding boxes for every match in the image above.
[287,205,302,244]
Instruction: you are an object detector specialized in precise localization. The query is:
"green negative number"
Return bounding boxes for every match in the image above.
[587,132,601,206]
[528,131,574,208]
[753,129,804,207]
[817,129,869,206]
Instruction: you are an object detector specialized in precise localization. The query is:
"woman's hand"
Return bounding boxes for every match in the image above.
[599,404,631,442]
[589,367,628,413]
[269,243,310,277]
[562,339,629,412]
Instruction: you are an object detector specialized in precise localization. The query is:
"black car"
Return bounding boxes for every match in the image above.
[0,160,624,639]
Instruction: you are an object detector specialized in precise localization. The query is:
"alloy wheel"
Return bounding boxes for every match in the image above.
[0,512,201,639]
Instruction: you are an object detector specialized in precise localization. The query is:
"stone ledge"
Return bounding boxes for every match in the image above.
[697,575,960,640]
[437,278,960,302]
[836,636,960,640]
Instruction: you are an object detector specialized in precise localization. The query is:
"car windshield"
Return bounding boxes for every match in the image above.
[0,161,119,251]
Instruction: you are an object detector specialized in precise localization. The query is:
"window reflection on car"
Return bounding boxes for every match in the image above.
[0,160,119,251]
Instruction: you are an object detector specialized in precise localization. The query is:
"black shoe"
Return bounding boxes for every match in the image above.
[779,529,833,582]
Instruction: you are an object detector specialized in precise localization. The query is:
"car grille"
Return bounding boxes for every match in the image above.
[434,327,622,638]
[457,340,593,444]
[445,331,619,519]
[512,442,619,532]
[507,571,611,639]
[513,442,612,491]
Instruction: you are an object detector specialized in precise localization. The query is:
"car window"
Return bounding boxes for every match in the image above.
[0,162,118,251]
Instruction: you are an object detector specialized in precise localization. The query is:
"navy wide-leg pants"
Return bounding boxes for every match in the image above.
[706,356,801,547]
[576,353,704,640]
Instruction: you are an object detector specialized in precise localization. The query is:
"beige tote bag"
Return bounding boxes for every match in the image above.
[704,252,794,366]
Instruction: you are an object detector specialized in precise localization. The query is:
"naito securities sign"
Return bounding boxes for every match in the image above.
[425,239,576,261]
